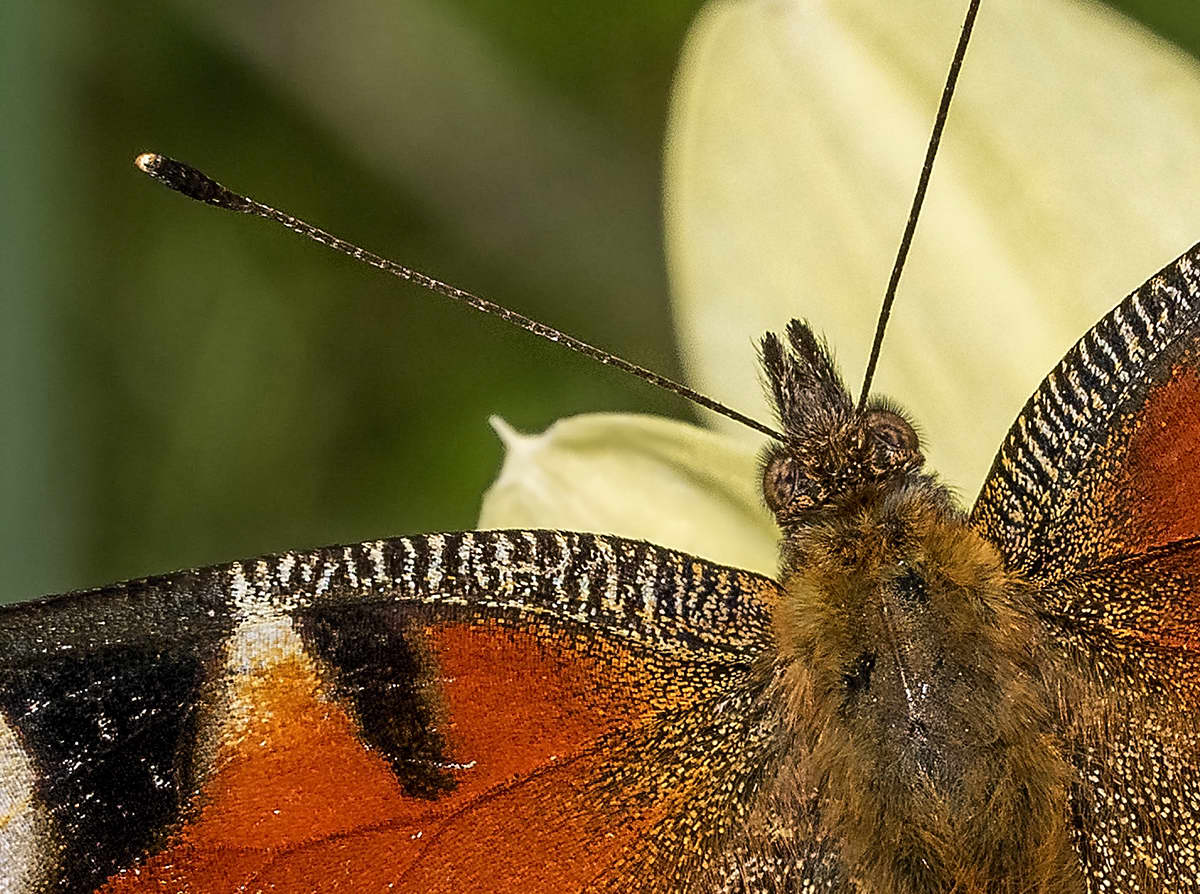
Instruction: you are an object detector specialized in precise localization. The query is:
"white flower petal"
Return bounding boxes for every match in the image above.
[478,414,778,575]
[666,0,1200,499]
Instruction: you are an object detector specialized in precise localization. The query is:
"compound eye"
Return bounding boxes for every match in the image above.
[865,410,918,451]
[763,454,803,512]
[863,409,923,471]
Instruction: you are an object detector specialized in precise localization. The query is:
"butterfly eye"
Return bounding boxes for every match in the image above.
[763,454,806,512]
[865,410,918,451]
[863,409,923,472]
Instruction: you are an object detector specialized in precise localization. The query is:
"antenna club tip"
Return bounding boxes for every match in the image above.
[133,152,161,174]
[133,152,251,213]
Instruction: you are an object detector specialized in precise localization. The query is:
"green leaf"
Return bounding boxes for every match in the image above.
[478,414,778,575]
[666,0,1200,499]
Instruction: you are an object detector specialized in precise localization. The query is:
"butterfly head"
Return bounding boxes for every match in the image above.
[759,320,923,524]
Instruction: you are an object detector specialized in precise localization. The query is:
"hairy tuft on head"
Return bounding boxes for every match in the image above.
[758,320,924,522]
[759,321,852,437]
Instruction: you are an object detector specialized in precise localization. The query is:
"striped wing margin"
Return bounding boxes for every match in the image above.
[971,241,1200,581]
[971,243,1200,889]
[0,530,782,893]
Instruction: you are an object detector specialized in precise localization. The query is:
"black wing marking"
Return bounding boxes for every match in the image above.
[0,530,781,893]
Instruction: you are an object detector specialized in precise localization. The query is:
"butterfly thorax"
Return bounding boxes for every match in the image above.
[757,322,1081,892]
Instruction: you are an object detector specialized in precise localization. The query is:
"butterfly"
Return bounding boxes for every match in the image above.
[5,3,1200,894]
[5,228,1200,892]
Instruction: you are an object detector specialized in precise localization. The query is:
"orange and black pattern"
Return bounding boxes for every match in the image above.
[7,236,1200,891]
[0,531,789,892]
[972,241,1200,578]
[972,242,1200,890]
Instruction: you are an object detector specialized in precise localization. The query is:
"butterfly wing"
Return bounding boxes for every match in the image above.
[971,243,1200,888]
[0,530,801,893]
[972,242,1200,577]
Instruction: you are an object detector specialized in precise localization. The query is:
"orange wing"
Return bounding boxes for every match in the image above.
[972,243,1200,889]
[0,531,799,893]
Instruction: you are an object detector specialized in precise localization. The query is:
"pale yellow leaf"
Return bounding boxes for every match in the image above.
[666,0,1200,500]
[478,414,778,575]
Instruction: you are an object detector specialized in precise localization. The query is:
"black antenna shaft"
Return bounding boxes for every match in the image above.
[857,0,982,408]
[134,153,785,441]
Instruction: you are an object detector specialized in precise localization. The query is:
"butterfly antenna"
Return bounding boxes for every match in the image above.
[134,152,785,441]
[857,0,982,410]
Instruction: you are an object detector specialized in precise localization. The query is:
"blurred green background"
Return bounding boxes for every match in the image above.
[1,0,1196,602]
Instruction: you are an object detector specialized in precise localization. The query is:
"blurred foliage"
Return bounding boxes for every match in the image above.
[0,0,1196,602]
